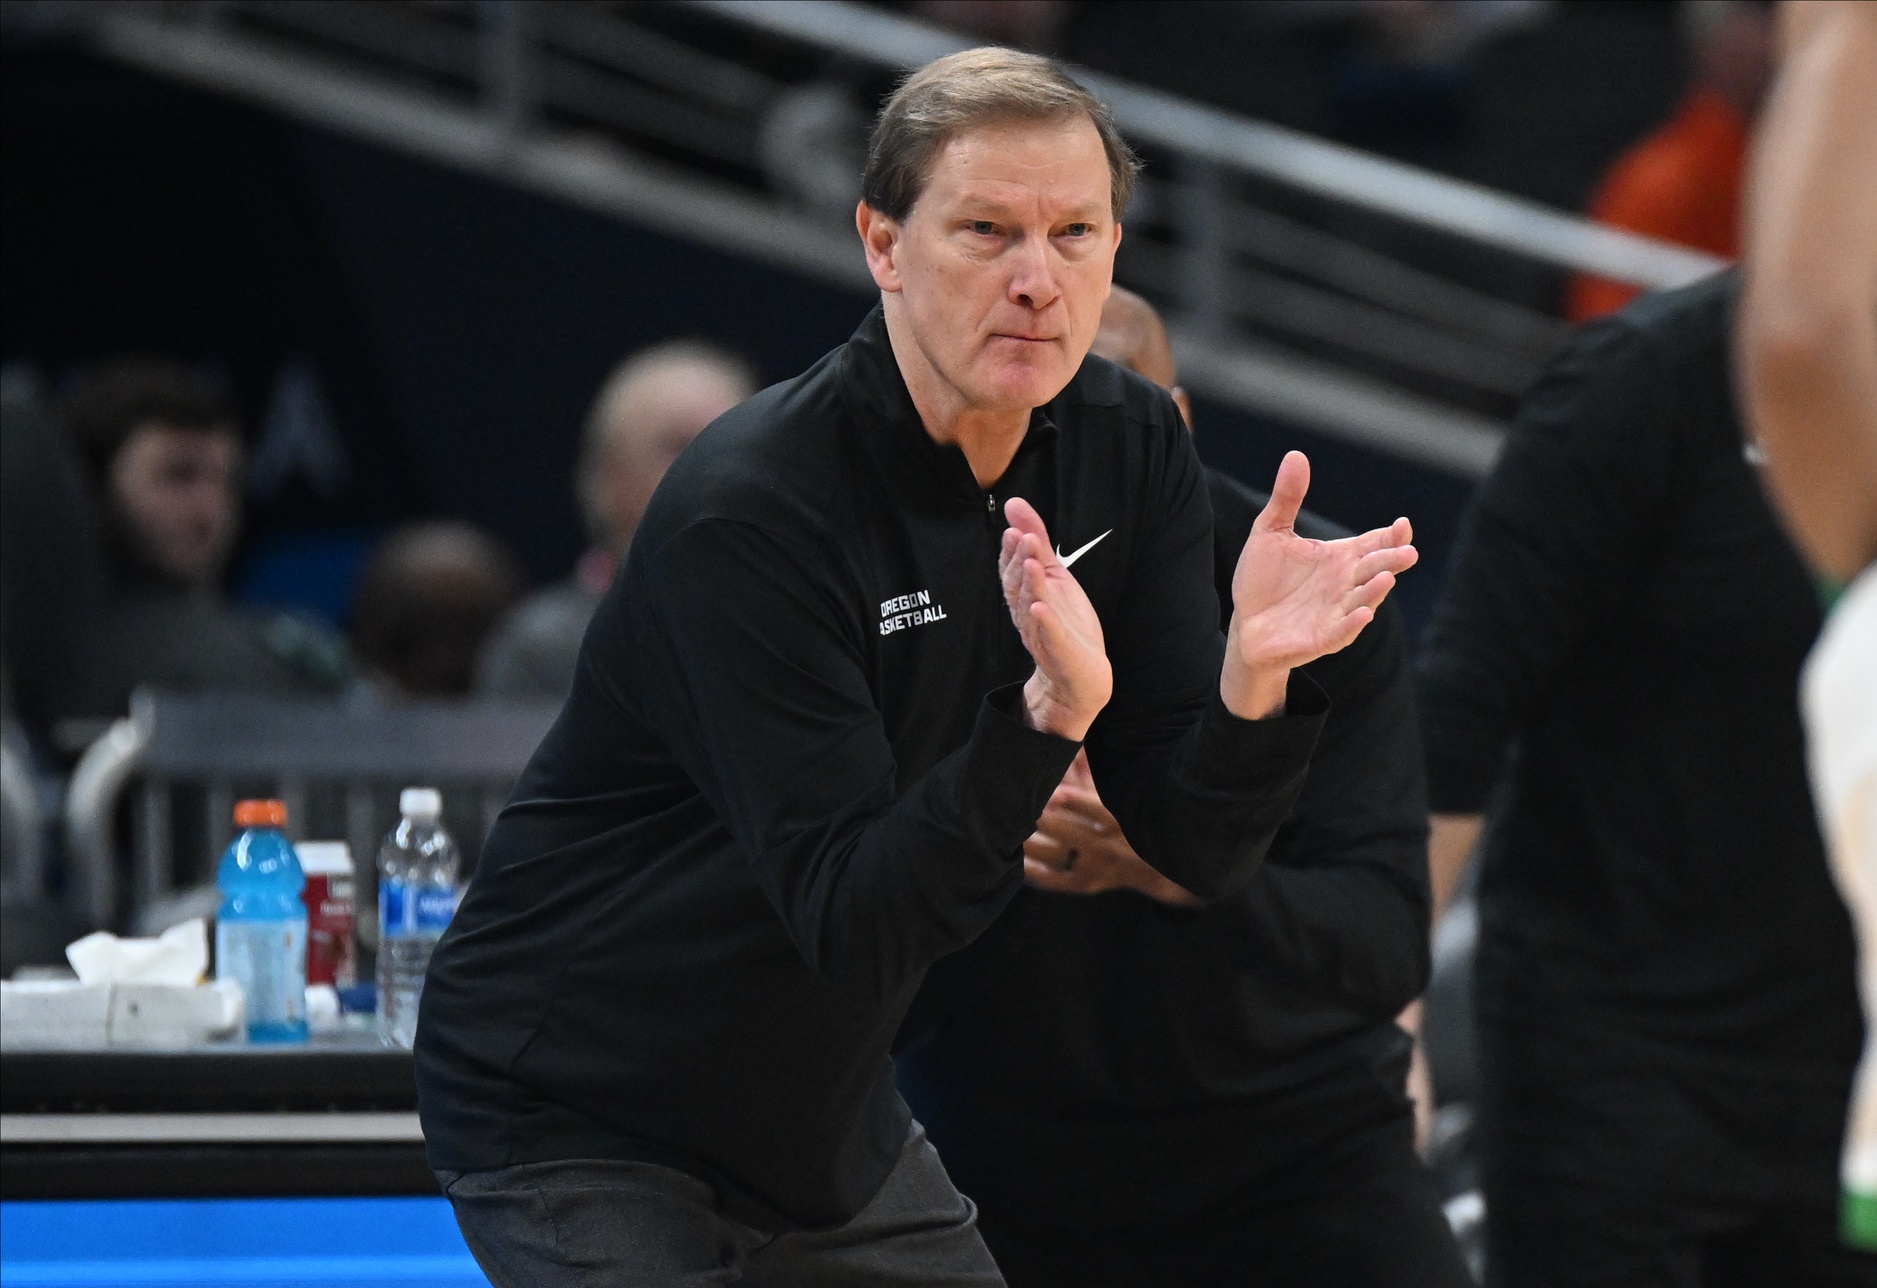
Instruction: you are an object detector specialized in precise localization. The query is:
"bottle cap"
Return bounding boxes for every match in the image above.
[233,799,287,829]
[295,840,354,875]
[399,787,442,820]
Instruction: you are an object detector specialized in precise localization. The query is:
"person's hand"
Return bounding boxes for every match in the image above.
[1222,451,1417,718]
[1001,497,1113,741]
[1024,752,1199,906]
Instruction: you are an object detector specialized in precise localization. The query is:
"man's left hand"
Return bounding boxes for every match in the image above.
[1222,451,1417,718]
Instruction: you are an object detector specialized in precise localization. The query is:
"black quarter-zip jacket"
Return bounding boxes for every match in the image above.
[414,306,1328,1229]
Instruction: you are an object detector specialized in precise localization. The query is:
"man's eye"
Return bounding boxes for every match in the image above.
[968,221,997,235]
[1062,223,1092,237]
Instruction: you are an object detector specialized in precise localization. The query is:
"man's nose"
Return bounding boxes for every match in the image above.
[1007,235,1061,312]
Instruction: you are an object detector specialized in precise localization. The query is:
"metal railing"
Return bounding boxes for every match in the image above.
[36,0,1728,476]
[699,0,1719,288]
[62,690,559,932]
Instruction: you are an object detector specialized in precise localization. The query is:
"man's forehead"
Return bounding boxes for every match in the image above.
[127,419,240,448]
[923,119,1110,208]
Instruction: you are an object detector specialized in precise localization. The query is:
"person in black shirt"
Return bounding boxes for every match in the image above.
[898,288,1468,1287]
[1418,270,1873,1285]
[415,48,1417,1286]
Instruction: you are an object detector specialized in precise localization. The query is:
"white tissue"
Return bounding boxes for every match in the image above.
[108,978,244,1046]
[3,918,240,1048]
[0,977,244,1049]
[65,918,209,986]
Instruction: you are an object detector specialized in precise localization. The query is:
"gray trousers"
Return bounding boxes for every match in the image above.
[438,1121,1006,1287]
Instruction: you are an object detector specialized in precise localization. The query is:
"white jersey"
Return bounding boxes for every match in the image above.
[1804,562,1877,1239]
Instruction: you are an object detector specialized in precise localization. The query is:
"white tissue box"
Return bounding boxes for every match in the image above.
[0,981,112,1048]
[1,979,244,1049]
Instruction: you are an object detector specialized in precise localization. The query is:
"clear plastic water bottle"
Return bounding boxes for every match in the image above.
[216,799,308,1043]
[377,787,459,1049]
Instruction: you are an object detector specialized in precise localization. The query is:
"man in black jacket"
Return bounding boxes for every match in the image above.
[1419,270,1872,1284]
[898,288,1469,1287]
[416,48,1416,1286]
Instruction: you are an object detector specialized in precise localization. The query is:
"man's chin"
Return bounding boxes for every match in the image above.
[971,364,1072,414]
[161,553,228,591]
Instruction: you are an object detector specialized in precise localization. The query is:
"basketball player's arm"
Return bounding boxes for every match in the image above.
[1739,1,1877,582]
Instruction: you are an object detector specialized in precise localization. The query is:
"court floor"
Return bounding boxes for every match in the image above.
[0,1196,489,1287]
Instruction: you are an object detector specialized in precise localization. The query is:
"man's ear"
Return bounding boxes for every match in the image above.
[856,202,904,293]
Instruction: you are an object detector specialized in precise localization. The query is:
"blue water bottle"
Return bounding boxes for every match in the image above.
[216,798,308,1043]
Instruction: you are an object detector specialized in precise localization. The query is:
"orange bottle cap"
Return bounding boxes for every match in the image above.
[233,799,288,829]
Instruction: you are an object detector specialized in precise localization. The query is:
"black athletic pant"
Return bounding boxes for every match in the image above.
[1486,1169,1877,1288]
[1479,1019,1877,1287]
[976,1112,1471,1288]
[438,1121,1003,1287]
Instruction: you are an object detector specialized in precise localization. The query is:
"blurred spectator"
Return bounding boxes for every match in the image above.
[1566,0,1774,322]
[1418,272,1869,1280]
[476,342,754,700]
[354,522,523,699]
[59,359,350,720]
[70,360,241,595]
[1086,282,1193,429]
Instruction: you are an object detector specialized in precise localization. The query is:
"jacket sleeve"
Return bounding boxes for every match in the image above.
[630,517,1081,1004]
[1084,423,1328,903]
[1206,599,1431,1017]
[1418,315,1681,813]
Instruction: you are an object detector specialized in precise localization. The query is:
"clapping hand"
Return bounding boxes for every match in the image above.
[1000,496,1113,742]
[1222,452,1416,718]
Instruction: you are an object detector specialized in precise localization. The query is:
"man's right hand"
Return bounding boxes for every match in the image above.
[1000,496,1113,741]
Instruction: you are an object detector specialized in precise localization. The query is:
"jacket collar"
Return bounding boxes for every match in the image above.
[839,304,1061,512]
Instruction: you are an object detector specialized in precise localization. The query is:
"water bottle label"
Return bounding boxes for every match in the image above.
[380,880,456,935]
[380,879,413,936]
[415,886,457,932]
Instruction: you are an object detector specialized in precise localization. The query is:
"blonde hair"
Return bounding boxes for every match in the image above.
[861,46,1139,222]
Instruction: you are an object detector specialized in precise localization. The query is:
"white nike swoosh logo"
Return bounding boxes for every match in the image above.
[1056,529,1113,569]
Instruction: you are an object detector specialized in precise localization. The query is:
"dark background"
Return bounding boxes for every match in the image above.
[4,4,1682,638]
